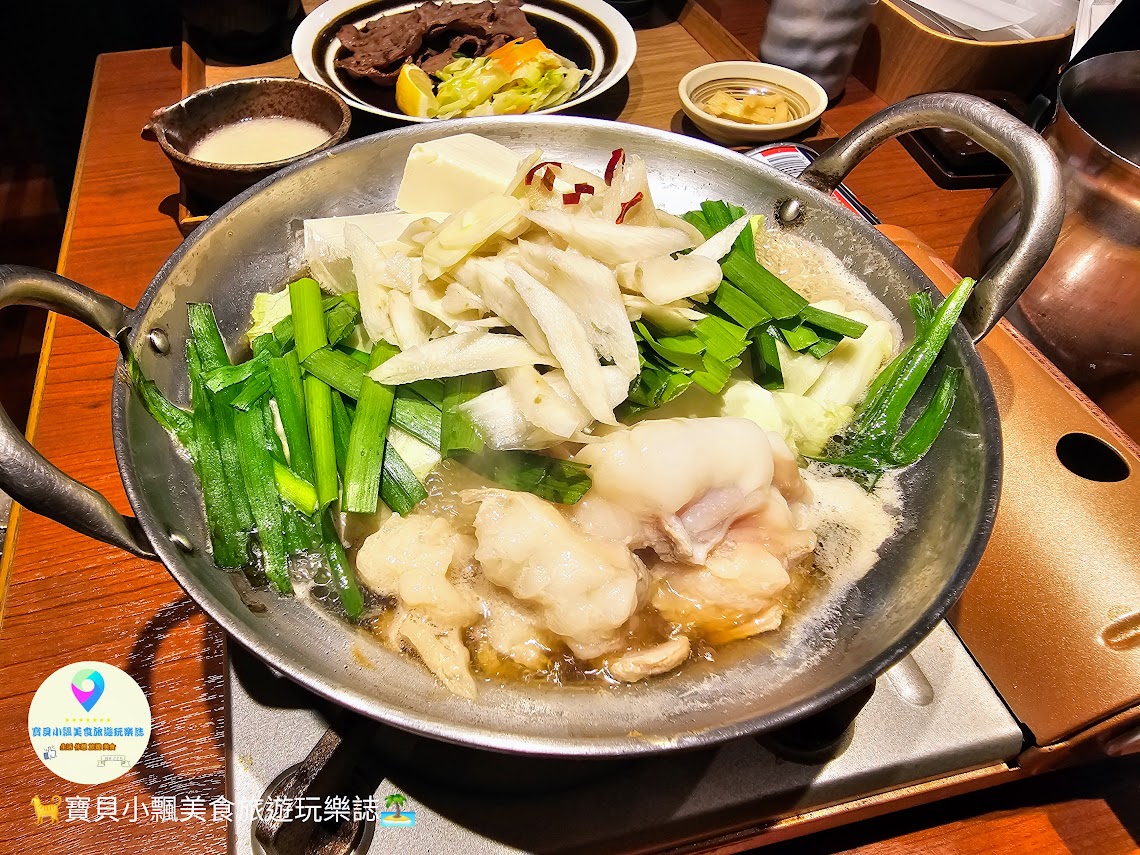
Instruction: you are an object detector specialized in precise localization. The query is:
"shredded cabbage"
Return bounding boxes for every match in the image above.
[246,291,293,342]
[432,51,584,119]
[434,57,512,119]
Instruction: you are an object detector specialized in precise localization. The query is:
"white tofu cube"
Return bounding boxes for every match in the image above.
[396,134,522,214]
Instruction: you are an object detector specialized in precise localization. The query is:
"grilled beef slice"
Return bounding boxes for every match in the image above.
[335,0,537,85]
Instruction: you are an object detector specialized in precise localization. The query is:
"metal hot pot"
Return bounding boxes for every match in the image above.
[0,94,1062,756]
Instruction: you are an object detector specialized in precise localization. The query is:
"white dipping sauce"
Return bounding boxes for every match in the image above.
[189,117,331,165]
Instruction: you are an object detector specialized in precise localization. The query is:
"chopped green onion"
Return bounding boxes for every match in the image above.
[712,282,773,330]
[272,315,294,349]
[288,278,327,362]
[893,367,962,465]
[280,509,306,556]
[909,292,935,338]
[408,378,446,408]
[204,352,270,394]
[618,363,692,418]
[320,511,363,619]
[273,461,319,515]
[463,451,592,505]
[441,372,494,457]
[187,303,231,371]
[290,279,338,506]
[775,320,820,352]
[750,325,784,390]
[303,347,367,399]
[721,249,807,320]
[681,210,715,240]
[392,389,443,450]
[380,445,429,515]
[673,314,749,395]
[230,372,272,410]
[636,322,705,372]
[691,354,737,394]
[325,299,361,347]
[123,349,193,446]
[818,278,975,480]
[734,212,757,257]
[693,314,749,362]
[800,305,867,340]
[268,352,314,481]
[233,403,292,594]
[288,511,323,557]
[343,345,398,514]
[187,304,254,533]
[864,278,974,441]
[187,341,248,569]
[853,349,910,428]
[272,294,343,350]
[700,200,735,233]
[330,390,353,479]
[304,375,339,508]
[805,329,843,360]
[251,333,283,359]
[339,346,370,365]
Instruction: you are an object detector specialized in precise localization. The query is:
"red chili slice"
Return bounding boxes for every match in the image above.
[604,148,625,184]
[615,191,644,224]
[562,182,597,205]
[524,160,562,185]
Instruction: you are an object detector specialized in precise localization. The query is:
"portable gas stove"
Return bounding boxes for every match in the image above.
[227,621,1024,855]
[221,146,1140,855]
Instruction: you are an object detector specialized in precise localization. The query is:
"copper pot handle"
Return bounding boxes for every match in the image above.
[0,265,156,558]
[791,92,1064,342]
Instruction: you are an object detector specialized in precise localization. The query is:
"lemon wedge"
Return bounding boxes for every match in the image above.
[395,64,439,118]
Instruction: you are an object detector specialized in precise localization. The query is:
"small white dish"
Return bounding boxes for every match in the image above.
[292,0,637,123]
[679,61,827,145]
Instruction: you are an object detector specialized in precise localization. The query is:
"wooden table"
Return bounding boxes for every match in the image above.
[0,22,1137,855]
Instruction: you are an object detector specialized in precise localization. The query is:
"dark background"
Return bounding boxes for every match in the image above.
[0,0,179,427]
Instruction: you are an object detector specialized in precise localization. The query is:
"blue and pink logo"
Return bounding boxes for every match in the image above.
[71,668,105,713]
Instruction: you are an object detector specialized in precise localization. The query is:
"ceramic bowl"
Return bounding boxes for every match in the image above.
[146,77,352,202]
[291,0,636,123]
[678,61,827,145]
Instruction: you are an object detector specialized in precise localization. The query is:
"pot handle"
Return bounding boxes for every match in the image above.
[791,93,1064,342]
[0,265,156,559]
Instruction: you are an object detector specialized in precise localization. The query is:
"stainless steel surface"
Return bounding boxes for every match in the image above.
[957,52,1140,386]
[796,93,1064,342]
[2,113,1044,754]
[228,621,1024,854]
[0,265,155,558]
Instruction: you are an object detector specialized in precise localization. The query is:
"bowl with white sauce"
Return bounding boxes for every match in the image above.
[146,77,352,202]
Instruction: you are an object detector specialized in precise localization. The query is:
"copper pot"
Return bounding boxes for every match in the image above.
[957,51,1140,389]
